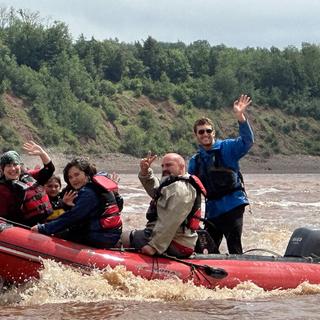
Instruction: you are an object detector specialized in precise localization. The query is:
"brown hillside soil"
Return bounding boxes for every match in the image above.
[3,93,320,175]
[3,94,39,141]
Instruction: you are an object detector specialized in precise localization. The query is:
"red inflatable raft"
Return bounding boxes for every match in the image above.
[1,220,320,291]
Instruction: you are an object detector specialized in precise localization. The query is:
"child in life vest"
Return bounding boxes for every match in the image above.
[45,175,65,221]
[45,174,78,222]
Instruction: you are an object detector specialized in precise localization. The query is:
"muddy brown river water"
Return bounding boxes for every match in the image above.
[0,173,319,320]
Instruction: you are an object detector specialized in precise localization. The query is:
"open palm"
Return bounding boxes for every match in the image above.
[233,94,252,114]
[22,141,44,156]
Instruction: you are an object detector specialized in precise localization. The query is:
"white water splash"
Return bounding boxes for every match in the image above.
[254,200,320,208]
[2,260,320,307]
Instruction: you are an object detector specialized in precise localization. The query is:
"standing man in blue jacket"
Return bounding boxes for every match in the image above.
[188,94,254,254]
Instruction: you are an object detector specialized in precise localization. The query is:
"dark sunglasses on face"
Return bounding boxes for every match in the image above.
[197,128,213,135]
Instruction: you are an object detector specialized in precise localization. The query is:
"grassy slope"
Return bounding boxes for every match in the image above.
[1,92,320,158]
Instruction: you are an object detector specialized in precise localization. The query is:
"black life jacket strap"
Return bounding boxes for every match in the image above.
[152,175,206,230]
[194,150,246,198]
[155,175,207,199]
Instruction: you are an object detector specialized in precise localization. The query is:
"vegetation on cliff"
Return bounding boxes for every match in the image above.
[0,7,319,158]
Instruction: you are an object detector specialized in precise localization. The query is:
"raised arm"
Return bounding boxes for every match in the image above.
[138,151,159,198]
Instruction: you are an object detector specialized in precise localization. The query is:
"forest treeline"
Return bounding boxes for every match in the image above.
[0,7,319,157]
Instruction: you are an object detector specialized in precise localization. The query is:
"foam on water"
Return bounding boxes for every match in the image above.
[254,200,320,208]
[122,204,149,214]
[1,260,320,307]
[122,192,146,199]
[250,187,282,195]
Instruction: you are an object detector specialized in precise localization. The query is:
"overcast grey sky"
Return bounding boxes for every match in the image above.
[1,0,319,49]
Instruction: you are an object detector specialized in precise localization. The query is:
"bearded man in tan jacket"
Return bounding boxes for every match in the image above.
[121,152,199,258]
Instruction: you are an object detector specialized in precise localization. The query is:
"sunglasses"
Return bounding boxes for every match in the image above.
[197,128,213,135]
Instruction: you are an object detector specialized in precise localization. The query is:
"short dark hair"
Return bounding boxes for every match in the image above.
[63,157,97,185]
[193,117,214,133]
[46,175,62,187]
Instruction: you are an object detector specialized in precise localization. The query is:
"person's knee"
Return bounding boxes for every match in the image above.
[120,231,132,248]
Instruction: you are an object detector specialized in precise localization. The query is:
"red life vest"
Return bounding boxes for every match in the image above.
[92,172,123,230]
[146,175,207,231]
[15,174,52,222]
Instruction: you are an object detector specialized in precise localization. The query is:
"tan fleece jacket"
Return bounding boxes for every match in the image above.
[139,169,198,254]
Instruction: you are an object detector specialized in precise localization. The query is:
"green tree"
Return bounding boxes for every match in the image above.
[140,36,166,80]
[301,43,320,97]
[150,73,173,101]
[213,67,239,106]
[49,52,96,102]
[3,8,44,69]
[120,125,147,157]
[72,102,99,139]
[165,49,191,83]
[186,40,211,77]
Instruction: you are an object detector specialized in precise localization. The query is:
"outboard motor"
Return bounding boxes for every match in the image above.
[284,227,320,258]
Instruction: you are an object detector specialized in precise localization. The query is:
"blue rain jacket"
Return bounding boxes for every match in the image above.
[188,120,254,219]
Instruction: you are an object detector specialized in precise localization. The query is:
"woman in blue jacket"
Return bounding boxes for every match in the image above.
[31,157,122,248]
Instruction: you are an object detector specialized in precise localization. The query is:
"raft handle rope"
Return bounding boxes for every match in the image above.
[109,247,228,279]
[162,253,228,279]
[243,248,282,257]
[0,217,31,230]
